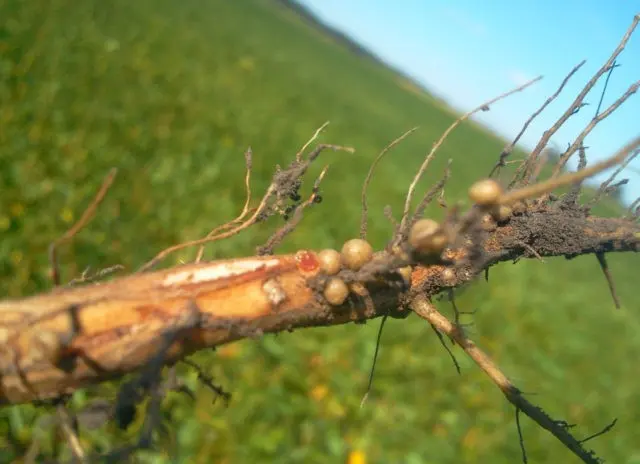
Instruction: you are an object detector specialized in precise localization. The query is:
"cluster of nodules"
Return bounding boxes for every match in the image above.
[318,227,449,307]
[318,179,519,306]
[316,239,375,306]
[409,179,519,252]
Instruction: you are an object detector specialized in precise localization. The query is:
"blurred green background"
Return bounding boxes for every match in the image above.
[1,0,639,462]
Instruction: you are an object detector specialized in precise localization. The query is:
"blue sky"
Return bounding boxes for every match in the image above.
[295,0,640,204]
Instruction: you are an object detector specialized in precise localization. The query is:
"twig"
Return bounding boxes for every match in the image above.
[257,166,330,255]
[595,252,621,309]
[65,264,125,287]
[501,135,640,205]
[594,61,620,119]
[195,146,254,263]
[562,142,588,206]
[579,418,618,444]
[139,143,353,271]
[550,80,640,179]
[360,127,419,239]
[515,241,545,263]
[448,289,462,326]
[493,61,585,178]
[400,76,542,233]
[140,183,276,271]
[411,295,601,464]
[296,121,330,162]
[429,323,461,374]
[521,15,639,184]
[49,168,118,286]
[604,179,630,200]
[515,408,528,464]
[411,161,452,225]
[56,404,86,462]
[383,205,398,229]
[590,148,640,206]
[529,147,552,189]
[360,314,388,408]
[182,359,231,405]
[627,196,640,217]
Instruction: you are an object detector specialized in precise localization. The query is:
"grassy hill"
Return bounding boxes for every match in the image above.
[1,0,639,462]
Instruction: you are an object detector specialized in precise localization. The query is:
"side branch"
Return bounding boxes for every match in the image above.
[410,295,601,464]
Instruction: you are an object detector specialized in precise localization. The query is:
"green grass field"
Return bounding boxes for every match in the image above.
[1,0,639,462]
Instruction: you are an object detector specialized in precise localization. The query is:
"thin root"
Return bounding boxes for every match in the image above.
[49,167,118,286]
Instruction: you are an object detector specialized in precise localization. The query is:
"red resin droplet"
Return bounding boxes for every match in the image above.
[295,250,319,272]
